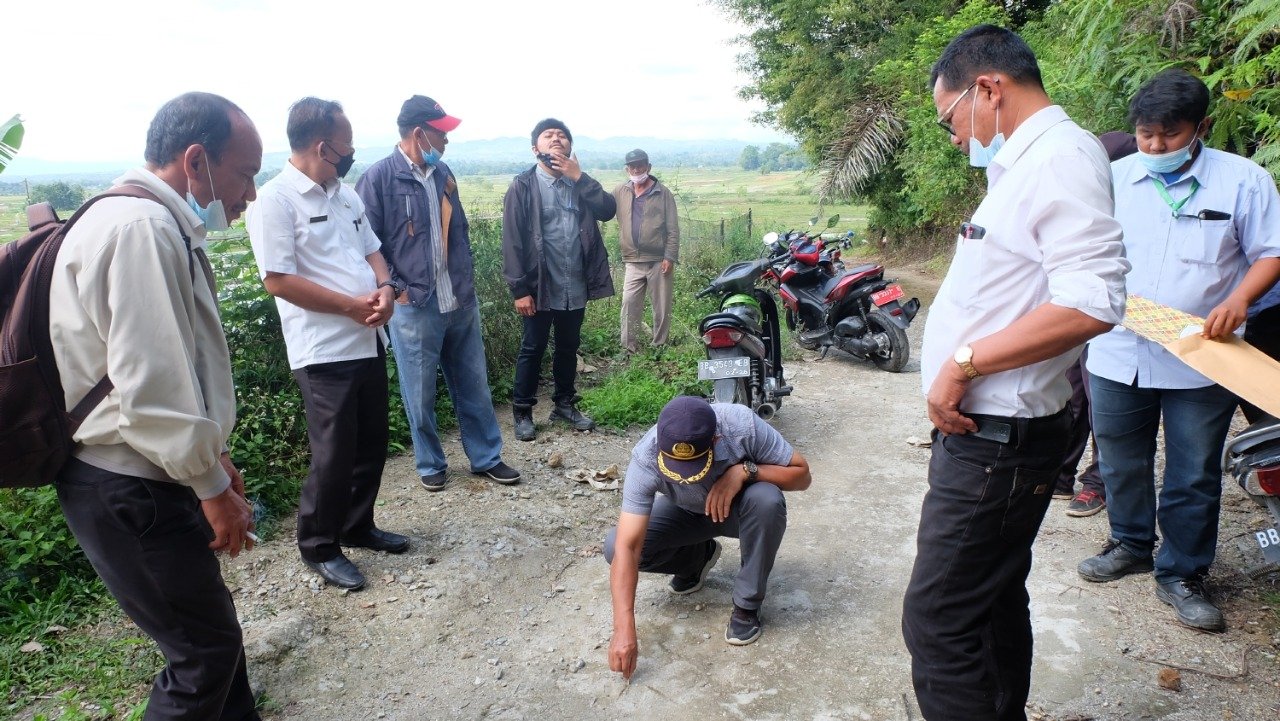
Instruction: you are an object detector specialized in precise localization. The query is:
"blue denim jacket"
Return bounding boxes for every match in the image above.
[356,151,477,309]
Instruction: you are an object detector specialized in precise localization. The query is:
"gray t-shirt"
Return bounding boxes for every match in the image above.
[621,404,795,516]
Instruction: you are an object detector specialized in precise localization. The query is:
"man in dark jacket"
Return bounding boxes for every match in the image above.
[502,118,616,441]
[356,96,521,492]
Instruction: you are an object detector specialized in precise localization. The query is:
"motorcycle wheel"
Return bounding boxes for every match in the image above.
[867,309,910,373]
[712,377,749,406]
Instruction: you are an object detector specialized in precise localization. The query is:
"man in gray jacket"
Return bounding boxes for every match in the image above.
[502,118,616,441]
[613,149,680,353]
[50,92,261,721]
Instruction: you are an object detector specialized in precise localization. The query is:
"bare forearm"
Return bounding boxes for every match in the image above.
[263,273,362,316]
[1232,257,1280,305]
[969,304,1112,376]
[758,456,811,492]
[610,548,640,633]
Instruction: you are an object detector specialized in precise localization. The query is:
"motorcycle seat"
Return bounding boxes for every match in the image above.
[700,310,761,334]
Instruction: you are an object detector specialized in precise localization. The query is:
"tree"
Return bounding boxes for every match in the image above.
[29,181,87,212]
[739,144,761,170]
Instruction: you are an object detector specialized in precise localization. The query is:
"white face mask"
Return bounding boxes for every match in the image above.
[629,172,649,185]
[968,95,1004,169]
[186,156,229,231]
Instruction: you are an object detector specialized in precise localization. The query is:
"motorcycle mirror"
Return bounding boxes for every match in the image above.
[808,216,819,227]
[826,214,840,228]
[762,231,779,245]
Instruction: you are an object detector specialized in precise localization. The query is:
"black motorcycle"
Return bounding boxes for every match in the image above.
[762,222,919,372]
[695,256,791,420]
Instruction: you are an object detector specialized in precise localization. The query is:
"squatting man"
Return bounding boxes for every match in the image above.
[604,395,811,678]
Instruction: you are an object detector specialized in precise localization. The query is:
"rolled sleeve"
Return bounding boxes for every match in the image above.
[1033,150,1130,325]
[620,454,658,516]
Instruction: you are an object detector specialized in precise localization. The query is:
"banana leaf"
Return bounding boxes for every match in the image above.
[0,114,24,175]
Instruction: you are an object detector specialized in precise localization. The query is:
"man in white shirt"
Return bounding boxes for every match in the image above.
[1079,69,1280,632]
[247,98,407,591]
[51,92,261,720]
[901,25,1128,721]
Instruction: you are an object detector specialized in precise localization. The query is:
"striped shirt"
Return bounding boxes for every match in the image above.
[397,147,457,313]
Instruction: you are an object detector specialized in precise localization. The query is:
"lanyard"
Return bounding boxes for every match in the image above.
[1154,177,1200,217]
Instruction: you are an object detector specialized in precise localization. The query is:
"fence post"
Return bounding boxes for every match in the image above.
[720,218,725,245]
[747,208,752,239]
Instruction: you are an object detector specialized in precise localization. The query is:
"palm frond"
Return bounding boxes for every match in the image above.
[816,102,903,203]
[0,114,24,175]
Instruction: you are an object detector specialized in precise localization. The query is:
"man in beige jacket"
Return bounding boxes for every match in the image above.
[613,149,680,353]
[50,92,261,721]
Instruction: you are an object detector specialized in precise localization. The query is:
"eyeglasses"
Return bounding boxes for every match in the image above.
[936,80,977,136]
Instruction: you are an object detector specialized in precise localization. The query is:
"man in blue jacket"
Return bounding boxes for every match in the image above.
[502,118,616,441]
[356,96,521,492]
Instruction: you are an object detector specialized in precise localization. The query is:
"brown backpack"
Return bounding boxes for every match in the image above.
[0,185,177,487]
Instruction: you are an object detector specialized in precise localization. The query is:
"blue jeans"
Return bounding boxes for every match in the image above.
[388,301,503,476]
[1089,375,1236,583]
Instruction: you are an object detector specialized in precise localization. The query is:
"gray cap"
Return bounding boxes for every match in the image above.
[624,148,649,165]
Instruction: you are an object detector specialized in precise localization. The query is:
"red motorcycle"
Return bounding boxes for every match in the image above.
[760,220,919,372]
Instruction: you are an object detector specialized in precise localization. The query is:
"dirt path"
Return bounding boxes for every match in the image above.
[222,268,1280,720]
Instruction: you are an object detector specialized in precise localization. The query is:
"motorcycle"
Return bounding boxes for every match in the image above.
[762,217,920,372]
[695,254,792,420]
[1223,415,1280,578]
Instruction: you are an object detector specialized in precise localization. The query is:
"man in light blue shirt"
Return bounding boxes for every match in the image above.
[1080,69,1280,632]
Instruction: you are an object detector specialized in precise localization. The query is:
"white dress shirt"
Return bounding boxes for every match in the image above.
[247,162,384,370]
[921,105,1129,417]
[1088,146,1280,389]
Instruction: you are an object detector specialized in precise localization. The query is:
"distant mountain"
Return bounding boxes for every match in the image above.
[2,136,794,186]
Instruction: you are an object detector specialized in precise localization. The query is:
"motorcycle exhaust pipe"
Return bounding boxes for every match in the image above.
[756,402,777,421]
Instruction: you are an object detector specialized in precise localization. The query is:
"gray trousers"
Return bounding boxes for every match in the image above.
[604,483,787,610]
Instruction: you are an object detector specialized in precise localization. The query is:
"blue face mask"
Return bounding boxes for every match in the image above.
[417,132,441,167]
[968,98,1004,168]
[1137,129,1199,174]
[186,156,229,231]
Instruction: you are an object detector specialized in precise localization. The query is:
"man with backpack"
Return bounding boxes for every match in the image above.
[46,92,262,720]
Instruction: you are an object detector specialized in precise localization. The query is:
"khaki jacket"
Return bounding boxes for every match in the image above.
[613,178,680,264]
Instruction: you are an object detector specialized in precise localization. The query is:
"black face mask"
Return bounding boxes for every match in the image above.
[324,142,356,178]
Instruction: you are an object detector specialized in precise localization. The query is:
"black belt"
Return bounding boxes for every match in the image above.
[965,407,1069,446]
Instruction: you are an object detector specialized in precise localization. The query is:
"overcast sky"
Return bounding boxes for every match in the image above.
[8,0,790,165]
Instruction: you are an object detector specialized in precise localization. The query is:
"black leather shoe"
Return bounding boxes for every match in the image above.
[513,407,536,442]
[550,402,595,431]
[1078,540,1153,582]
[1156,578,1225,632]
[304,555,366,590]
[343,527,410,554]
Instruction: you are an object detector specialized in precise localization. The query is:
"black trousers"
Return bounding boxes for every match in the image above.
[1242,304,1280,423]
[902,410,1070,721]
[513,308,585,408]
[56,459,259,721]
[292,350,389,563]
[1058,352,1102,495]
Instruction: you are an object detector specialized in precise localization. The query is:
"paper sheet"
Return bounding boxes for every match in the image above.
[1121,295,1280,417]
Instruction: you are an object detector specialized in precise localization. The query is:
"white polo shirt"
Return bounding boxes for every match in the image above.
[920,105,1129,417]
[247,161,383,369]
[1087,146,1280,389]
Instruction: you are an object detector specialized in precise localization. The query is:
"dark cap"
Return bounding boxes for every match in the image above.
[624,148,649,165]
[655,396,717,484]
[397,95,461,133]
[531,118,573,146]
[1098,131,1137,162]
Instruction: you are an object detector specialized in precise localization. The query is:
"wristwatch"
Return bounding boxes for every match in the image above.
[953,345,981,380]
[377,279,405,295]
[742,459,758,483]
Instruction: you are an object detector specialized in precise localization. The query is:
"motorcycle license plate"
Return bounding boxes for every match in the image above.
[871,284,905,306]
[1257,524,1280,565]
[699,357,751,380]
